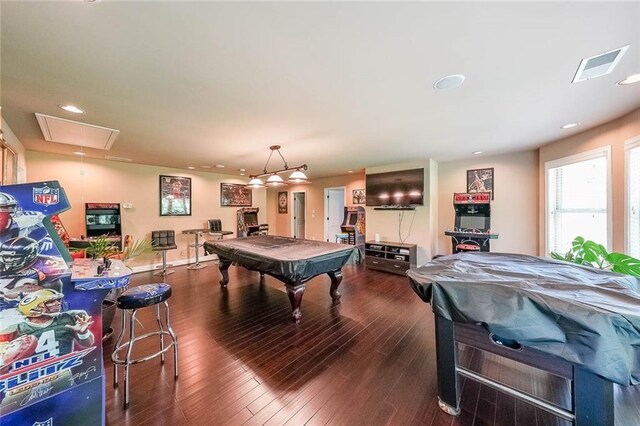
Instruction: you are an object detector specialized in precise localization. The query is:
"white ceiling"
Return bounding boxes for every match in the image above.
[2,1,639,179]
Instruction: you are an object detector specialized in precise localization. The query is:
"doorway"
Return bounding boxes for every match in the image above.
[292,191,306,239]
[324,187,345,242]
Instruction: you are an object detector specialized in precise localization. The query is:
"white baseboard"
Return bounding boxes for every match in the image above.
[129,254,219,274]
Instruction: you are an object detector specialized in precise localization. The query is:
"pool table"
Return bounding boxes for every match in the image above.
[203,235,357,322]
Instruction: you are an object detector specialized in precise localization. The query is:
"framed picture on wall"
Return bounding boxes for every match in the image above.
[352,189,365,205]
[220,183,252,207]
[160,175,192,216]
[466,167,494,199]
[278,191,288,214]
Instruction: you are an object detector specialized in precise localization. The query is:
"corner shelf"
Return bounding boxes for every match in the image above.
[365,241,417,275]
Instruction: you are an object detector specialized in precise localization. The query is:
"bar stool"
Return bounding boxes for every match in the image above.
[152,230,177,276]
[111,283,178,409]
[207,219,233,240]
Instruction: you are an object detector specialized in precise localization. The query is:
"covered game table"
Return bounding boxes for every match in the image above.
[204,235,357,321]
[407,252,640,425]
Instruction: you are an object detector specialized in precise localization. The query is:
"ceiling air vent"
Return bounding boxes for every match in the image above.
[572,45,629,83]
[35,113,120,150]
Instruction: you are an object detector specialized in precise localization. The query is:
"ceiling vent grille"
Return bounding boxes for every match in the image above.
[572,45,629,83]
[35,113,120,150]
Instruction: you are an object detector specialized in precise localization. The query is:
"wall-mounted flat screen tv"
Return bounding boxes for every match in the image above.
[365,168,424,207]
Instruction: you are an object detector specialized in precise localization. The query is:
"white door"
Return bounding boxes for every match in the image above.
[324,187,345,242]
[293,192,306,239]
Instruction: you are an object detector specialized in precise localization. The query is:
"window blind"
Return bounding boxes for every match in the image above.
[547,154,608,254]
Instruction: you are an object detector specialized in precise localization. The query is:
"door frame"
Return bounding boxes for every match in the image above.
[324,186,346,242]
[291,190,307,239]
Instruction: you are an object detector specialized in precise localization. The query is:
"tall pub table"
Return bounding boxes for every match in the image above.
[182,228,210,269]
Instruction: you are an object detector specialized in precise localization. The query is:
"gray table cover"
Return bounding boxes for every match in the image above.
[407,252,640,385]
[203,235,357,285]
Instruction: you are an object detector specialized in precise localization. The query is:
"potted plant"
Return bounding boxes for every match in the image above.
[550,236,640,277]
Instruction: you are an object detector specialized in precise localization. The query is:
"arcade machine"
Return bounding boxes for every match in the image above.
[85,202,122,250]
[0,181,131,425]
[340,206,366,260]
[444,192,498,253]
[237,207,269,237]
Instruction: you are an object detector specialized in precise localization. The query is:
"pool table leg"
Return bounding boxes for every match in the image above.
[218,258,232,287]
[435,315,460,415]
[285,284,305,322]
[573,366,613,425]
[328,270,343,304]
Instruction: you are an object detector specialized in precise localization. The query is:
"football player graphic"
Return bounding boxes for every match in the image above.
[0,290,95,405]
[0,289,94,374]
[0,192,55,256]
[0,237,66,307]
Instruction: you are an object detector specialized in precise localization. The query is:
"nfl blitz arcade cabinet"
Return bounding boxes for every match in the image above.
[444,192,498,253]
[0,181,131,425]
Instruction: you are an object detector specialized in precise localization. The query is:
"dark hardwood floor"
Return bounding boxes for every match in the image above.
[103,260,640,425]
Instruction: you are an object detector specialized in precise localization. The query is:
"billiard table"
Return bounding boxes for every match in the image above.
[203,235,357,322]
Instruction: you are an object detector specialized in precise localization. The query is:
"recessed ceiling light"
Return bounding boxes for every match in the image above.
[561,123,579,129]
[347,170,353,173]
[472,151,483,155]
[200,165,211,169]
[239,168,246,172]
[215,164,225,168]
[58,104,84,114]
[433,74,466,90]
[617,73,640,85]
[240,173,245,176]
[187,166,195,170]
[72,151,86,156]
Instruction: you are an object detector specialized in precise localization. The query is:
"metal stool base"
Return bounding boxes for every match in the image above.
[111,300,178,409]
[187,263,207,270]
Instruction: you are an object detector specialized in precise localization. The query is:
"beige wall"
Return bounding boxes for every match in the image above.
[438,150,539,256]
[26,151,267,267]
[538,108,640,255]
[266,173,366,241]
[19,107,640,270]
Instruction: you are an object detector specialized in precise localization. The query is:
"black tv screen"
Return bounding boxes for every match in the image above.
[365,168,424,207]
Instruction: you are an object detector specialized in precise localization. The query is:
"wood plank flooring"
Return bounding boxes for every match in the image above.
[103,260,640,425]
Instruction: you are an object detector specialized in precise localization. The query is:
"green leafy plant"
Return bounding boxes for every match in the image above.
[85,235,119,259]
[120,237,153,261]
[77,235,153,262]
[550,236,640,277]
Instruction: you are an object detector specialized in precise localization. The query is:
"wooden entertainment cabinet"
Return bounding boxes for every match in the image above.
[365,241,417,275]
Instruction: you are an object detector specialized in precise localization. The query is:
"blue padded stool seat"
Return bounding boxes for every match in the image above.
[116,283,172,310]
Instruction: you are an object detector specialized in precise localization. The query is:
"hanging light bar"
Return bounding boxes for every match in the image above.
[248,145,309,186]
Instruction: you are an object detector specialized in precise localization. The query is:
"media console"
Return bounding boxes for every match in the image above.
[365,241,417,275]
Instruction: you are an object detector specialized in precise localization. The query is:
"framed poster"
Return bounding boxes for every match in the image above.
[466,167,494,199]
[278,191,288,214]
[160,175,191,216]
[352,189,365,205]
[221,183,252,207]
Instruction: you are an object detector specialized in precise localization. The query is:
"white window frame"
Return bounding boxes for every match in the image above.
[544,146,612,255]
[625,136,640,256]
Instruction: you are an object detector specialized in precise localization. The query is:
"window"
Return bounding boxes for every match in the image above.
[545,147,611,255]
[626,138,640,257]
